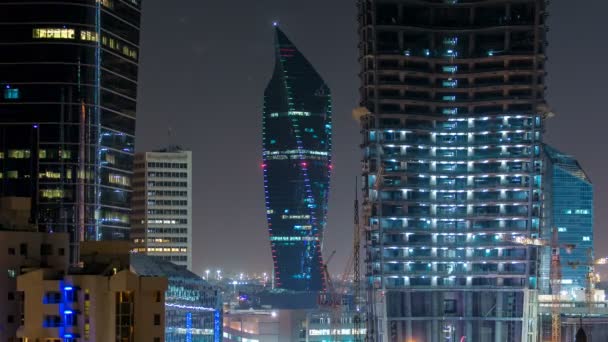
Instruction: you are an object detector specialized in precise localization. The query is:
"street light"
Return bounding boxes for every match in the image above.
[205,269,210,280]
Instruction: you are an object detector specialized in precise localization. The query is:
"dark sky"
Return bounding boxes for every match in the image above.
[136,1,608,277]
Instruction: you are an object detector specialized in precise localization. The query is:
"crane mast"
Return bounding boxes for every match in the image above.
[353,178,362,342]
[550,227,562,342]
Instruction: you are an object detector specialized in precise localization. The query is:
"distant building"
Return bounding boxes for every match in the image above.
[132,147,192,269]
[0,0,144,263]
[17,241,168,342]
[262,26,332,292]
[131,254,223,342]
[223,308,365,342]
[0,197,69,342]
[542,145,594,295]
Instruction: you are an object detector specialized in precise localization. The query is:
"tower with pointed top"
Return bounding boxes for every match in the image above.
[262,26,332,292]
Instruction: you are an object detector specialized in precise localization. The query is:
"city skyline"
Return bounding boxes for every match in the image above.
[134,1,608,279]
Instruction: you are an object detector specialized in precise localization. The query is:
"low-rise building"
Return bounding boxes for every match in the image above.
[131,254,223,342]
[0,197,69,342]
[16,241,168,341]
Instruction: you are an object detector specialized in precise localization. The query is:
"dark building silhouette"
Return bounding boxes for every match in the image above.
[262,26,332,292]
[358,1,548,341]
[0,1,142,261]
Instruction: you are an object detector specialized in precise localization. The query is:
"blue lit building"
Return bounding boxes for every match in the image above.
[0,0,142,263]
[358,1,548,340]
[541,145,593,295]
[262,26,332,292]
[131,254,223,342]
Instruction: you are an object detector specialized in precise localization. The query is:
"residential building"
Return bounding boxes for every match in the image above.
[0,0,143,263]
[17,267,167,342]
[0,197,69,342]
[131,147,192,269]
[358,1,548,341]
[262,25,332,292]
[131,254,223,342]
[541,145,593,295]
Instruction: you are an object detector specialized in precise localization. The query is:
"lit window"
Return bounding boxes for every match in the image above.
[41,189,64,199]
[39,150,47,159]
[442,95,456,101]
[33,28,75,40]
[7,171,18,179]
[557,227,567,232]
[40,171,61,179]
[96,0,114,8]
[7,269,16,278]
[8,150,29,159]
[4,88,19,100]
[109,174,131,186]
[80,30,99,42]
[583,236,591,242]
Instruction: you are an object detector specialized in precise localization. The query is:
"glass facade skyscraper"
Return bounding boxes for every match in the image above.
[0,1,142,261]
[262,26,332,292]
[541,144,593,295]
[358,1,547,341]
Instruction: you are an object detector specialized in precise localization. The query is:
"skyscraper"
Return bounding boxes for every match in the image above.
[262,26,332,292]
[541,144,593,295]
[131,147,193,270]
[358,1,547,341]
[0,0,142,261]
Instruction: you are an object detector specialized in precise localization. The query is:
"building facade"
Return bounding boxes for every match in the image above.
[262,26,332,292]
[131,254,223,342]
[358,1,547,341]
[0,226,69,342]
[18,268,167,342]
[131,147,193,269]
[541,145,593,295]
[0,0,143,262]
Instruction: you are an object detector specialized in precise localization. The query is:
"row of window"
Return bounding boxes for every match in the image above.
[147,162,188,169]
[146,228,188,234]
[148,171,188,178]
[147,181,187,188]
[32,28,138,60]
[147,190,188,197]
[147,199,188,206]
[7,243,65,257]
[0,149,72,160]
[147,209,188,215]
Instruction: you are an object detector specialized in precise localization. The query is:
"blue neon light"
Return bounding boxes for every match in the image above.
[186,312,193,342]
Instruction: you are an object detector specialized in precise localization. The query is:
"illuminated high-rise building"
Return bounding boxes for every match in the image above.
[262,25,332,292]
[541,145,593,295]
[0,0,142,262]
[358,1,548,341]
[131,147,193,270]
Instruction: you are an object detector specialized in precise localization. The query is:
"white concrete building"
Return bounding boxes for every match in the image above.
[131,146,192,270]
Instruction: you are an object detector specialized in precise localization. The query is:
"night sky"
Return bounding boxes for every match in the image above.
[136,1,608,277]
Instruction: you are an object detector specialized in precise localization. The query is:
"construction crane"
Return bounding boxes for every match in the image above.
[319,250,342,341]
[549,227,562,342]
[502,229,575,342]
[353,177,363,342]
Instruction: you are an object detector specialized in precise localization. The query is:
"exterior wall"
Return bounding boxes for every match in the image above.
[262,27,332,292]
[541,145,593,295]
[0,0,143,261]
[17,269,168,342]
[358,1,547,341]
[132,149,193,269]
[0,230,69,342]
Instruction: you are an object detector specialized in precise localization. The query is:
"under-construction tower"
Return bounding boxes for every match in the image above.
[357,1,549,341]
